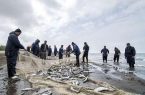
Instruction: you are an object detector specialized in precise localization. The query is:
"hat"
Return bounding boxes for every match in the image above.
[15,28,21,33]
[36,39,40,43]
[127,43,130,45]
[72,42,75,45]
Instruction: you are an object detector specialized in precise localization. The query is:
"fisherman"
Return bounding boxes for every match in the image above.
[125,43,136,69]
[66,45,72,57]
[54,45,58,57]
[48,46,52,59]
[82,42,89,63]
[27,46,31,52]
[31,39,40,57]
[114,47,121,63]
[5,29,25,79]
[40,41,48,60]
[72,42,81,67]
[59,45,64,59]
[101,46,109,63]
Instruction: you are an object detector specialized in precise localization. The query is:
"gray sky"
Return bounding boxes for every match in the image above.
[0,0,145,53]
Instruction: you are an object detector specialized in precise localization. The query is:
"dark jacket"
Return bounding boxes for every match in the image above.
[114,48,120,56]
[125,46,136,58]
[59,47,63,56]
[40,44,48,52]
[48,47,52,56]
[101,48,109,56]
[72,44,81,56]
[66,46,72,52]
[31,40,40,56]
[5,32,24,58]
[54,47,58,54]
[83,44,89,53]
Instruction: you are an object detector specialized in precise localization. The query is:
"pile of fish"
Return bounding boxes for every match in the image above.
[47,63,89,82]
[33,63,117,94]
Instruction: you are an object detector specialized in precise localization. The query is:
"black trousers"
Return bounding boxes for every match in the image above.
[54,52,57,56]
[59,54,63,59]
[103,55,108,63]
[127,57,135,68]
[7,58,17,78]
[83,52,88,63]
[114,55,120,62]
[76,55,80,67]
[48,52,52,56]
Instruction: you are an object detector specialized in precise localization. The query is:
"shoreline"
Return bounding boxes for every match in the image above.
[0,51,145,94]
[89,62,145,94]
[0,52,32,95]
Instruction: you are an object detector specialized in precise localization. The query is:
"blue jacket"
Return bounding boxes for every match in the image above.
[59,47,63,55]
[5,32,24,58]
[72,44,80,56]
[31,40,40,56]
[101,48,109,56]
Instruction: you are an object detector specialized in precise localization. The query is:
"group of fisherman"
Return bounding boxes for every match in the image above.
[27,39,89,67]
[5,29,136,79]
[101,44,136,70]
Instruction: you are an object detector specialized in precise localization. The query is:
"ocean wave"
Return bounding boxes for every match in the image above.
[126,56,145,61]
[135,65,145,68]
[135,58,145,61]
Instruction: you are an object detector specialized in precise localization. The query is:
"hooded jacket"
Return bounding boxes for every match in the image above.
[5,32,24,58]
[72,44,81,56]
[125,46,136,58]
[31,40,40,56]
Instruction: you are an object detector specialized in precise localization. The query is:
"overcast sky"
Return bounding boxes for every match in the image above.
[0,0,145,53]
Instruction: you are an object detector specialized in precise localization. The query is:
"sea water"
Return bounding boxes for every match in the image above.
[89,53,145,80]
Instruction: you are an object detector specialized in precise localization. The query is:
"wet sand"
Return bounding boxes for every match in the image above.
[0,51,31,95]
[88,62,145,94]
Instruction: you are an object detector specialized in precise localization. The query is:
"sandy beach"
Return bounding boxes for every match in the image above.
[0,51,145,95]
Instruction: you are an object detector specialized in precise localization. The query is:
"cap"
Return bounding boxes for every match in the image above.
[15,28,21,33]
